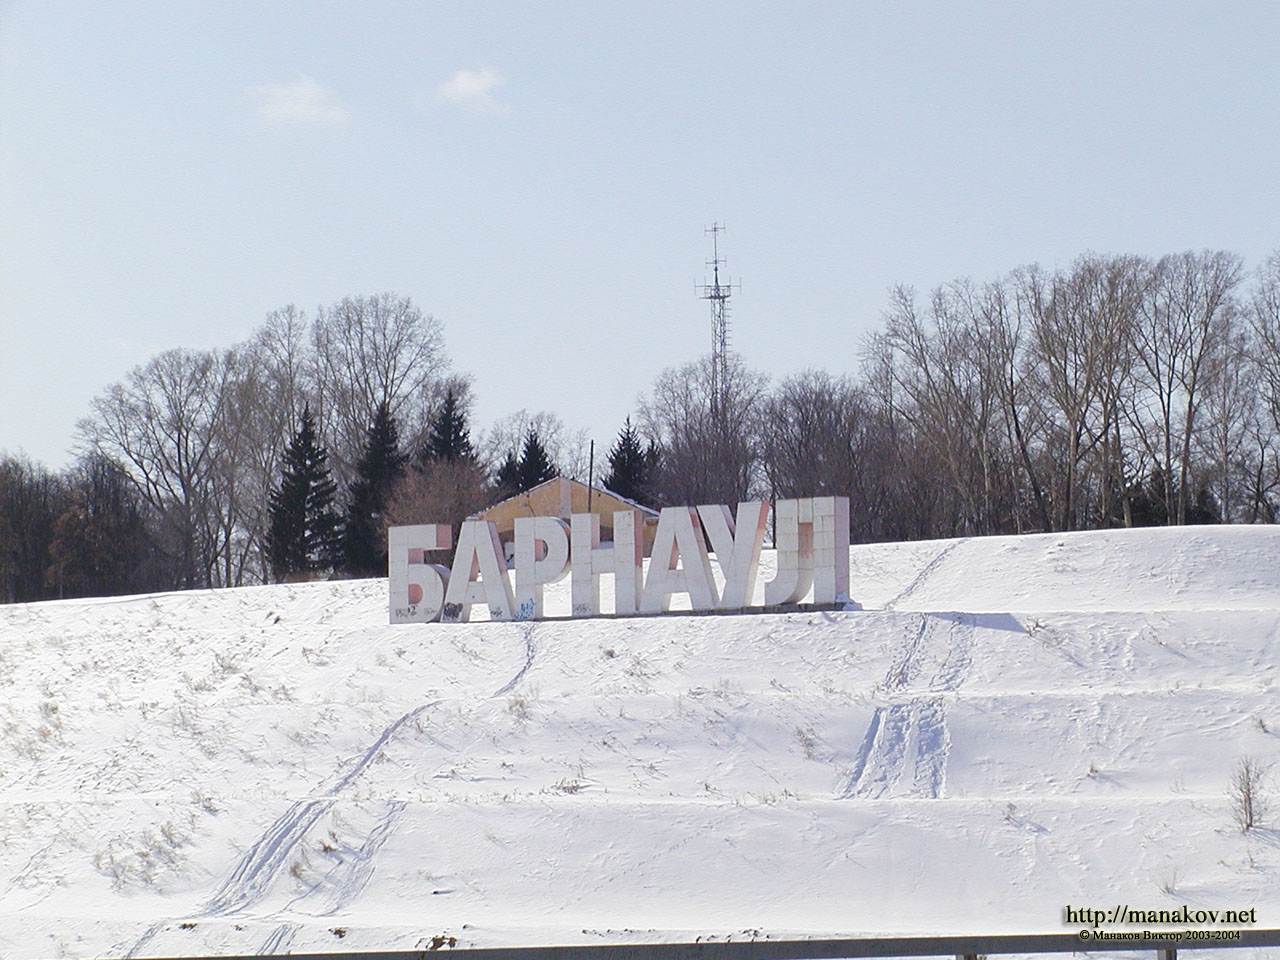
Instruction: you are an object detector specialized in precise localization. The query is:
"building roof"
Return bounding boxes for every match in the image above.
[469,475,659,521]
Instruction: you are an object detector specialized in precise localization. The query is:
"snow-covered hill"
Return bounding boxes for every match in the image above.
[1,526,1278,958]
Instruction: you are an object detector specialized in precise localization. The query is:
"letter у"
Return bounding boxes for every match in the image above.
[641,506,718,613]
[570,510,643,616]
[764,496,850,605]
[697,501,769,609]
[388,524,452,623]
[513,517,570,620]
[442,520,517,622]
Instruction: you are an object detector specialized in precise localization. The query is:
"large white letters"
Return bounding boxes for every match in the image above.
[698,501,769,609]
[764,496,850,605]
[570,510,643,616]
[811,495,851,603]
[388,495,855,623]
[442,520,516,622]
[641,507,717,613]
[388,524,452,623]
[513,517,570,620]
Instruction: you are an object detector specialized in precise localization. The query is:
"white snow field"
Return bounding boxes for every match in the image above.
[1,525,1279,959]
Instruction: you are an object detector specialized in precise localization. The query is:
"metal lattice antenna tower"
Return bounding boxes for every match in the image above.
[697,223,740,411]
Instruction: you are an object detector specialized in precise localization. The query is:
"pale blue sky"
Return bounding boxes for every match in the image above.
[4,1,1279,469]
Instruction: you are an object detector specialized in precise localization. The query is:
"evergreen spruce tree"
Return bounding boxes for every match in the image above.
[644,439,662,499]
[603,417,655,504]
[267,406,340,581]
[516,429,556,492]
[493,450,521,500]
[421,386,475,464]
[1187,484,1222,525]
[342,402,408,576]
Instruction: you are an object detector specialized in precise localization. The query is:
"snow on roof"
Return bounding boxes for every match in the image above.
[470,474,660,519]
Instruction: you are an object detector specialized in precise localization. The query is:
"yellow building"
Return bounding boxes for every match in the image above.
[471,476,660,557]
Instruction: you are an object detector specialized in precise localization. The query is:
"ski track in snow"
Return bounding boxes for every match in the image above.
[121,921,164,959]
[294,799,408,917]
[881,539,968,610]
[201,796,336,917]
[492,622,538,697]
[840,613,975,799]
[199,700,440,918]
[257,922,297,955]
[121,621,544,956]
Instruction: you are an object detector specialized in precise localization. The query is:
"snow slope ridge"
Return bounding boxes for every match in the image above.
[857,525,1280,612]
[0,526,1277,958]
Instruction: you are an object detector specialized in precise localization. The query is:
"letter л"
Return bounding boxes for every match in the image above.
[764,496,850,605]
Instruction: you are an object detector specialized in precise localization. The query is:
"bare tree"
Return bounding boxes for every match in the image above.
[209,346,283,586]
[0,454,67,601]
[481,409,590,481]
[1228,756,1269,831]
[254,304,313,425]
[309,293,448,485]
[976,276,1053,532]
[854,343,911,540]
[78,348,239,588]
[1242,252,1280,521]
[1130,251,1243,524]
[763,369,865,498]
[640,353,768,506]
[879,282,1011,535]
[385,457,491,560]
[1196,319,1257,523]
[1022,256,1145,530]
[221,309,328,584]
[48,453,163,598]
[1251,252,1280,419]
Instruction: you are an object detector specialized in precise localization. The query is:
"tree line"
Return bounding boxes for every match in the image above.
[3,248,1280,601]
[0,293,637,600]
[654,250,1280,540]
